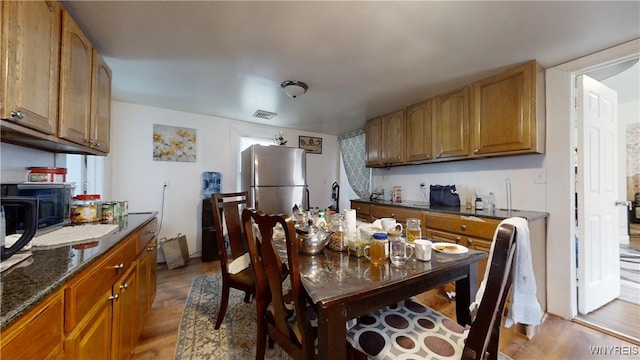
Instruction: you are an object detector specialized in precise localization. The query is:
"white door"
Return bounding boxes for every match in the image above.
[577,75,620,314]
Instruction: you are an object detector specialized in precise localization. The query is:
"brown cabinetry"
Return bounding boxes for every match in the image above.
[90,50,112,153]
[433,87,470,161]
[0,290,64,359]
[1,217,158,360]
[0,0,61,135]
[471,60,544,156]
[363,60,544,168]
[405,99,433,163]
[370,204,423,226]
[0,2,112,155]
[350,200,372,222]
[58,10,93,148]
[365,110,405,168]
[425,212,500,287]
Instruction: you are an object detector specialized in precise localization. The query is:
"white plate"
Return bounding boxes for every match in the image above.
[432,242,469,254]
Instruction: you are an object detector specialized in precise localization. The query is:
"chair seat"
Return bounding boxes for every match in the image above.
[347,297,470,360]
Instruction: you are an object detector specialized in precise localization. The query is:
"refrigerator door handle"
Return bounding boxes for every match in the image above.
[305,187,310,211]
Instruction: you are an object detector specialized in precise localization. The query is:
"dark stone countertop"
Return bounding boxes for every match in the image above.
[0,212,158,331]
[351,199,548,221]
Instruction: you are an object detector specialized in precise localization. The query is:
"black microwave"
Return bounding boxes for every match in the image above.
[2,183,73,235]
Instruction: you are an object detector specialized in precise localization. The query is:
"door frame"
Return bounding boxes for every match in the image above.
[545,38,639,320]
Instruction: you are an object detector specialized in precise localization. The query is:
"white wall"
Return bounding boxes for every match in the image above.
[107,101,339,259]
[0,143,66,183]
[370,154,547,211]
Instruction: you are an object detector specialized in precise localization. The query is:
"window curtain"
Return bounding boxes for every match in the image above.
[338,129,369,199]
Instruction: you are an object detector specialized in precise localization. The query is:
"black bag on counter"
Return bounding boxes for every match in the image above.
[430,185,461,207]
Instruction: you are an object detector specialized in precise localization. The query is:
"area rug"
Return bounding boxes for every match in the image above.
[173,275,289,360]
[620,246,640,305]
[174,275,514,360]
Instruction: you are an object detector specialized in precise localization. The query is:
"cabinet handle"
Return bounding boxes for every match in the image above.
[10,110,24,120]
[114,262,125,269]
[467,239,473,247]
[425,155,430,159]
[147,245,155,251]
[436,153,441,158]
[473,149,479,154]
[120,283,129,291]
[455,236,461,244]
[109,294,120,301]
[390,214,396,218]
[460,224,466,231]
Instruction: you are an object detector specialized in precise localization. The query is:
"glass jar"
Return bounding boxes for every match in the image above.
[328,215,347,251]
[71,194,102,223]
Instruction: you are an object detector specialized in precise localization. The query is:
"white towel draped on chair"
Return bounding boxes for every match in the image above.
[470,217,542,327]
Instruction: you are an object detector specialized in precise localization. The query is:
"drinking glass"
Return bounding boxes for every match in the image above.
[406,218,421,244]
[364,237,387,266]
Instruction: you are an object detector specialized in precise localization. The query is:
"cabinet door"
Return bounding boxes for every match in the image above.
[466,237,492,286]
[58,10,92,146]
[405,99,432,163]
[0,290,64,359]
[136,237,157,336]
[350,201,372,222]
[0,0,60,134]
[90,49,111,153]
[113,263,138,360]
[471,60,539,156]
[433,87,470,160]
[381,110,405,165]
[365,117,382,167]
[65,298,113,360]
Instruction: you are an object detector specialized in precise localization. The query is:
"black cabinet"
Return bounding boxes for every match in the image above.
[201,198,219,261]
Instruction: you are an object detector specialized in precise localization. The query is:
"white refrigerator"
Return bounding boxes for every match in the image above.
[241,145,308,215]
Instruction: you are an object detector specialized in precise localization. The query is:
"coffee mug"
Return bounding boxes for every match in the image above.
[380,218,403,232]
[390,239,413,266]
[414,239,433,261]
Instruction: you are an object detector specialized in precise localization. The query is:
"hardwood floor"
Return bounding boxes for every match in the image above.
[133,259,638,359]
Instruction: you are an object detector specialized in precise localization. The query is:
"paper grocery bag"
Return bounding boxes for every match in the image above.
[160,234,190,270]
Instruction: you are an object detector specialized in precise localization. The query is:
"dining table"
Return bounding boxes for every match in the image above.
[297,245,487,359]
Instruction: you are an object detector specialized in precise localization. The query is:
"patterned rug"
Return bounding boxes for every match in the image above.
[174,275,289,360]
[174,275,514,359]
[620,246,640,305]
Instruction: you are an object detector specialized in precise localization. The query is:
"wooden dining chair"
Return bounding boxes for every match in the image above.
[242,208,316,360]
[347,223,517,360]
[211,192,255,330]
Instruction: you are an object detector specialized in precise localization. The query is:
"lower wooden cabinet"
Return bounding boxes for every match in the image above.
[370,204,422,225]
[0,290,64,359]
[0,217,158,360]
[350,200,372,222]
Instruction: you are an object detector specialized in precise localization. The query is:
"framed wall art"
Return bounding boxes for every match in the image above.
[299,135,322,154]
[153,124,197,162]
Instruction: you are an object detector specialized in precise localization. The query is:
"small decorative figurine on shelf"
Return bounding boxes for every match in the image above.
[274,131,287,146]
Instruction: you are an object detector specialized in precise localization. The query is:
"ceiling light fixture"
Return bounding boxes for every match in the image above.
[281,80,308,99]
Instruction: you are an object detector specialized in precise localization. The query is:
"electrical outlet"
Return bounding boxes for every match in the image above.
[163,180,170,188]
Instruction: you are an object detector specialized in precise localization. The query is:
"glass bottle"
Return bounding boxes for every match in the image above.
[328,215,347,251]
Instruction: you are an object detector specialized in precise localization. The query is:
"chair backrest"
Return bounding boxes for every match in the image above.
[242,209,315,360]
[462,223,517,360]
[212,192,249,270]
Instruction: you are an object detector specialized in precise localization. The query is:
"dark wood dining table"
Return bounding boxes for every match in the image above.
[297,247,487,359]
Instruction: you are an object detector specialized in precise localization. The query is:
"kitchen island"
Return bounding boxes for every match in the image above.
[1,212,158,359]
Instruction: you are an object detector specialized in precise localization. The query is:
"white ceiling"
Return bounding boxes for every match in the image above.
[62,1,640,136]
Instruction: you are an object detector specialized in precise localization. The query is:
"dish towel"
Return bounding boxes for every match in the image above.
[469,217,542,327]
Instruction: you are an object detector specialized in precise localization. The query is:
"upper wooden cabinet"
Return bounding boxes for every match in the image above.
[58,10,93,147]
[0,2,112,155]
[471,60,545,156]
[405,99,433,163]
[0,1,61,135]
[365,110,405,168]
[90,50,112,153]
[433,86,470,161]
